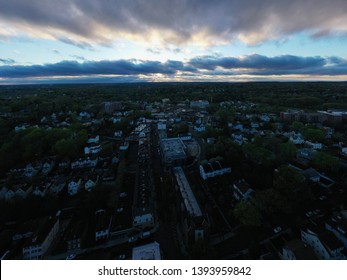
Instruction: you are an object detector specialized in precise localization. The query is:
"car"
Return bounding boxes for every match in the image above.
[116,208,124,213]
[66,254,76,260]
[119,192,127,198]
[319,195,327,201]
[128,236,137,243]
[118,254,126,260]
[273,226,282,234]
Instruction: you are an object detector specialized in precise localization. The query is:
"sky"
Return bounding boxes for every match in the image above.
[1,0,347,84]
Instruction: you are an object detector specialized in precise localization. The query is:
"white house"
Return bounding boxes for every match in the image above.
[194,124,206,132]
[114,130,123,138]
[87,135,100,144]
[85,176,99,192]
[84,145,102,155]
[41,161,54,175]
[157,122,166,131]
[119,141,129,151]
[200,161,231,180]
[68,178,82,196]
[301,224,346,260]
[233,180,254,202]
[71,157,98,169]
[133,213,154,229]
[305,141,323,150]
[289,134,305,145]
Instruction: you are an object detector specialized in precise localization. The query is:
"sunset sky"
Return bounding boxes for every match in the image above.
[1,0,347,84]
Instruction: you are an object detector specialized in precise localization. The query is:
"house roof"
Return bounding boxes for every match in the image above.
[319,231,344,251]
[234,180,252,195]
[302,168,320,179]
[284,239,318,260]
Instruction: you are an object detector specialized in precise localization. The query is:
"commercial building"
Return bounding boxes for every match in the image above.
[160,138,187,169]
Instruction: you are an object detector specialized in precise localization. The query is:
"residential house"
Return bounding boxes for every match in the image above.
[114,130,123,138]
[305,141,323,150]
[68,178,82,196]
[302,168,321,183]
[325,214,347,248]
[24,163,42,178]
[194,124,206,132]
[14,184,33,199]
[301,223,346,260]
[85,175,99,192]
[32,185,47,197]
[71,157,98,169]
[41,160,55,175]
[22,214,60,259]
[282,239,317,260]
[58,159,70,169]
[289,133,305,145]
[233,179,254,202]
[84,145,102,155]
[87,135,100,144]
[48,177,66,196]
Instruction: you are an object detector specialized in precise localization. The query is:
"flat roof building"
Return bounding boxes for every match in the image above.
[132,242,161,260]
[160,138,187,169]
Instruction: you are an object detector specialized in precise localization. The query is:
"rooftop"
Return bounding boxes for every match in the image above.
[160,138,187,161]
[173,166,202,217]
[132,242,161,260]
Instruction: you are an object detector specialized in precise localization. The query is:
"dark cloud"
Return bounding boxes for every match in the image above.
[1,0,347,46]
[0,58,16,65]
[189,54,326,71]
[0,59,192,78]
[1,55,347,81]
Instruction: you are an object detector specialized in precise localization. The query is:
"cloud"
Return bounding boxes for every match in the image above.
[70,55,86,61]
[0,59,194,78]
[1,55,347,82]
[0,0,347,47]
[0,58,16,64]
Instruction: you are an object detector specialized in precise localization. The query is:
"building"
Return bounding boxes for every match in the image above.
[95,210,112,242]
[160,138,187,169]
[190,100,209,109]
[173,167,209,244]
[325,214,347,248]
[104,102,123,114]
[71,157,98,169]
[199,161,231,180]
[233,179,254,202]
[132,242,161,260]
[22,215,60,259]
[301,223,346,260]
[84,145,102,155]
[68,178,82,196]
[281,239,317,260]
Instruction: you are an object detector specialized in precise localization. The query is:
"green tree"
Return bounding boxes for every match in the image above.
[234,201,262,227]
[312,152,339,174]
[280,142,297,161]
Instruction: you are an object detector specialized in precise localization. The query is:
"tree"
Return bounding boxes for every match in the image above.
[312,152,338,174]
[234,201,262,227]
[304,128,325,142]
[279,142,297,162]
